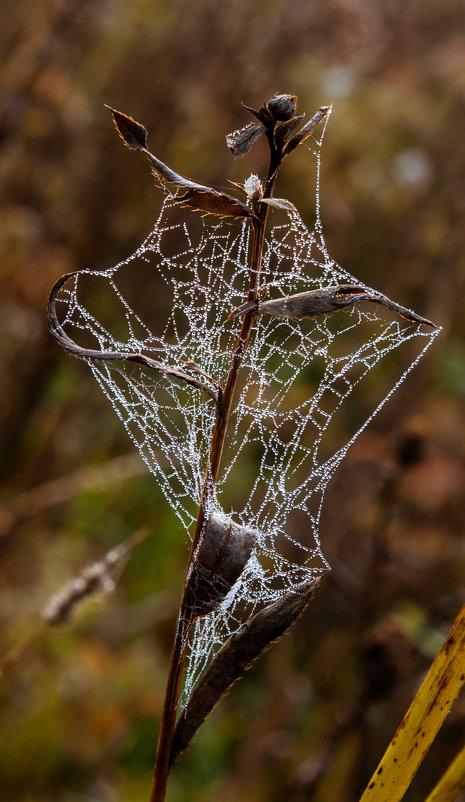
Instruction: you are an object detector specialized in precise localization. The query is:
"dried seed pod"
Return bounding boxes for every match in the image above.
[184,513,256,618]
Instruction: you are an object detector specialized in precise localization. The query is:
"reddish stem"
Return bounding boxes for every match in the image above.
[148,153,280,802]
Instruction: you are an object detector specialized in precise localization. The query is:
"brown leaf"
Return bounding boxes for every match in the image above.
[170,575,325,766]
[275,113,305,150]
[106,106,255,219]
[226,121,265,157]
[283,105,332,156]
[48,273,220,403]
[105,106,148,151]
[228,284,437,327]
[184,513,256,617]
[178,188,255,219]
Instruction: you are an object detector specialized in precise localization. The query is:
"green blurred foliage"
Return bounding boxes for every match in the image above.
[1,1,465,800]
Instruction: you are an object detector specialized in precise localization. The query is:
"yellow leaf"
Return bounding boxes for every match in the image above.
[359,602,465,802]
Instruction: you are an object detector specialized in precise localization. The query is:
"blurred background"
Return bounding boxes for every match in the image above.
[1,1,464,800]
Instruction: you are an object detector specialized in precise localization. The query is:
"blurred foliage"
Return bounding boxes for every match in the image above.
[1,1,465,800]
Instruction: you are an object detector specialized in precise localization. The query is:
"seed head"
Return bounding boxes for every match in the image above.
[266,93,298,122]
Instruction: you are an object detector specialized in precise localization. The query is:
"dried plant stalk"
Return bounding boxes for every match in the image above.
[46,93,436,802]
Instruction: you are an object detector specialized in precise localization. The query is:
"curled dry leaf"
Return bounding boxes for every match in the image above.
[171,575,325,766]
[48,273,220,403]
[104,105,148,150]
[228,283,436,327]
[107,106,255,220]
[178,188,257,219]
[184,512,256,618]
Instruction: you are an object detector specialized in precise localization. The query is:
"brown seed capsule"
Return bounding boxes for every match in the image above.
[185,513,256,618]
[266,93,298,122]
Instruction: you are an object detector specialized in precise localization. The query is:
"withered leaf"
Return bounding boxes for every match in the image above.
[275,113,305,150]
[48,273,220,403]
[228,283,436,327]
[106,106,148,151]
[106,106,255,220]
[260,197,298,214]
[283,105,332,156]
[170,576,324,766]
[226,121,266,157]
[178,188,255,219]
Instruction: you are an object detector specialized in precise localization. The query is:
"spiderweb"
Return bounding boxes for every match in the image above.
[52,123,439,702]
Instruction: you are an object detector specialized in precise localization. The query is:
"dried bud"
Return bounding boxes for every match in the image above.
[226,94,298,157]
[185,513,256,618]
[266,93,297,122]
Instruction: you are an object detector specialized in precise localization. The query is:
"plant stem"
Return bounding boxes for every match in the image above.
[149,148,281,802]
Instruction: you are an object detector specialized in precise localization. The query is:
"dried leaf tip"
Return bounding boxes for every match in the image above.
[105,105,148,151]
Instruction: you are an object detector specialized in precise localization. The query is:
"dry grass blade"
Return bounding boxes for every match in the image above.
[0,529,149,673]
[359,601,465,802]
[42,527,149,625]
[170,575,325,766]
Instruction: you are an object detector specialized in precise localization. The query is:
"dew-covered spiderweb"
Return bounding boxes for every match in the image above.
[52,121,440,702]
